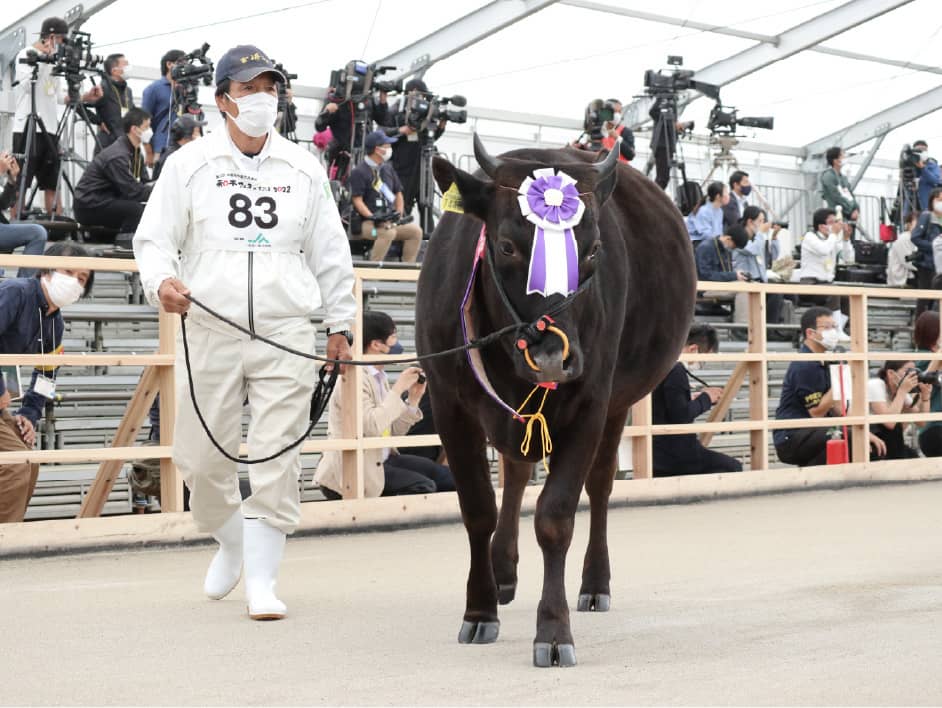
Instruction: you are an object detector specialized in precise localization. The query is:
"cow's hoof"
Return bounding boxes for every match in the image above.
[458,620,500,644]
[497,582,517,605]
[533,642,577,667]
[577,593,611,612]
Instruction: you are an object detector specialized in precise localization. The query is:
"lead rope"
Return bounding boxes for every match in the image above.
[515,383,554,474]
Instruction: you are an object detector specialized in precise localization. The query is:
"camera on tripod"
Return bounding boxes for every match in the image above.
[171,43,214,115]
[643,56,720,100]
[707,103,774,136]
[404,92,467,132]
[20,30,103,94]
[329,60,403,103]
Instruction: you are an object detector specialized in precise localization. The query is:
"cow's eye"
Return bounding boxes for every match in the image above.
[499,240,516,256]
[589,241,602,260]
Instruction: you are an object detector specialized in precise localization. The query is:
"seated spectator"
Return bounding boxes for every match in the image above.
[0,152,46,277]
[913,311,942,457]
[868,360,928,460]
[722,170,750,230]
[886,211,918,287]
[912,186,942,315]
[735,206,784,328]
[73,108,154,240]
[652,323,741,477]
[152,115,205,181]
[773,307,885,467]
[695,225,749,283]
[315,311,455,499]
[686,181,728,247]
[799,206,852,336]
[0,242,94,523]
[349,130,422,263]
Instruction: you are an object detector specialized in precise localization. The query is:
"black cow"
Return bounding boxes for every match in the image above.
[415,136,696,667]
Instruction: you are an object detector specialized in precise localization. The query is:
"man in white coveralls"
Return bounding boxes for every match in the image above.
[133,45,356,620]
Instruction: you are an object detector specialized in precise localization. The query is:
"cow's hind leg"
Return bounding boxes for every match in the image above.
[491,458,533,605]
[578,407,628,613]
[437,406,501,645]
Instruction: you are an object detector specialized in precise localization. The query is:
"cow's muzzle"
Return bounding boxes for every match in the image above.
[515,315,582,383]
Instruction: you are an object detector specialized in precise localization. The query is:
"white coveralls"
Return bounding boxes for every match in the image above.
[133,127,356,535]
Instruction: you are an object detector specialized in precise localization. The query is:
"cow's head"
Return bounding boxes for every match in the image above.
[433,135,619,385]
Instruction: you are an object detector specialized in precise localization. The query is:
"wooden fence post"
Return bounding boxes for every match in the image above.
[630,395,652,479]
[748,290,769,470]
[849,293,869,463]
[341,277,365,499]
[158,309,183,512]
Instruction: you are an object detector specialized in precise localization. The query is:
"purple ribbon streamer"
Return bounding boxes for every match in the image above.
[527,228,547,294]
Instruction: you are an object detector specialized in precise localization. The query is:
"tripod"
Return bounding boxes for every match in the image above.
[416,135,439,235]
[645,99,683,193]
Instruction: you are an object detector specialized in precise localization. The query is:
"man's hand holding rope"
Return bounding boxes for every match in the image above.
[326,334,352,375]
[158,278,192,315]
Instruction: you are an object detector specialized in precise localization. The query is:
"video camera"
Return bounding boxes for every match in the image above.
[707,103,774,136]
[19,30,103,95]
[643,55,720,101]
[328,60,402,104]
[404,91,467,132]
[171,43,213,115]
[272,61,298,141]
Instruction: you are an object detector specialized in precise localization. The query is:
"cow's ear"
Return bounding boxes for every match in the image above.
[433,156,493,221]
[592,145,619,206]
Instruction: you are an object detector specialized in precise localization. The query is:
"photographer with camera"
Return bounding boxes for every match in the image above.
[349,130,422,263]
[141,50,185,166]
[910,186,942,316]
[574,99,635,162]
[315,76,390,182]
[73,108,153,240]
[315,310,454,499]
[913,311,942,457]
[914,141,942,214]
[12,17,102,215]
[867,360,930,460]
[91,53,135,153]
[799,207,852,336]
[820,147,859,224]
[0,153,47,277]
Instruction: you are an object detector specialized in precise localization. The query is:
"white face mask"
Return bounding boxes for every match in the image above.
[121,63,131,76]
[225,92,278,138]
[45,272,84,308]
[817,328,841,351]
[612,111,622,124]
[934,201,942,215]
[139,126,153,144]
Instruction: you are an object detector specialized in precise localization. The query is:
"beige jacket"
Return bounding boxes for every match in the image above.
[314,369,423,497]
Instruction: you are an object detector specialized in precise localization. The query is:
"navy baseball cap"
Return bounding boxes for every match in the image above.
[214,45,285,86]
[40,17,69,37]
[364,130,397,152]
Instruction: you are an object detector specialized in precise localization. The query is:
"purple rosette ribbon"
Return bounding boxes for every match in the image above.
[517,168,585,297]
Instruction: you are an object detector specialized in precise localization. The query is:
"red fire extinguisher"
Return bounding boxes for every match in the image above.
[827,358,850,465]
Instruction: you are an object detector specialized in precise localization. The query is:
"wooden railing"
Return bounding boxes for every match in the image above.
[2,255,941,517]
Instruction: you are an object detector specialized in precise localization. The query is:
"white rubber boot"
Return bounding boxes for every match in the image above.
[244,518,287,620]
[203,509,244,600]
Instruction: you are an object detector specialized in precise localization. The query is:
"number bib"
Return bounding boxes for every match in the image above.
[188,165,306,255]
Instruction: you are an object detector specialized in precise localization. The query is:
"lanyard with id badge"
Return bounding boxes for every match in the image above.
[33,309,56,400]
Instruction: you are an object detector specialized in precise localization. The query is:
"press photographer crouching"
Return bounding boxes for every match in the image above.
[913,311,942,457]
[349,130,422,263]
[574,99,635,162]
[0,242,93,523]
[152,114,205,180]
[867,360,931,461]
[73,107,153,242]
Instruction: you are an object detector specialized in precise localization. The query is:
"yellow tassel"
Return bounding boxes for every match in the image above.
[516,384,553,474]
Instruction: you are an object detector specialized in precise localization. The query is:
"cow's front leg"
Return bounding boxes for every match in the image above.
[491,458,532,605]
[532,416,603,667]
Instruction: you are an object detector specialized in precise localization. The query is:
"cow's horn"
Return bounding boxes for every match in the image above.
[593,140,620,180]
[473,133,502,179]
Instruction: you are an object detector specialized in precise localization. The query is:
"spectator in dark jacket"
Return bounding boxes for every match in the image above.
[92,53,135,153]
[315,88,389,181]
[917,143,942,213]
[152,115,205,181]
[695,225,749,282]
[723,170,750,230]
[74,108,153,238]
[0,241,93,523]
[910,186,942,316]
[0,152,46,277]
[652,323,741,476]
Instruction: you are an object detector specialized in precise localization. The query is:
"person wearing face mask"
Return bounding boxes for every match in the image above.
[73,107,153,241]
[722,170,751,230]
[651,323,741,477]
[12,17,103,216]
[133,45,357,622]
[599,99,635,164]
[819,147,859,224]
[774,307,886,467]
[799,207,852,336]
[0,242,93,523]
[349,130,423,263]
[315,310,455,498]
[152,115,205,181]
[910,186,942,316]
[686,181,730,247]
[732,206,785,335]
[92,53,136,154]
[867,360,929,461]
[911,140,941,213]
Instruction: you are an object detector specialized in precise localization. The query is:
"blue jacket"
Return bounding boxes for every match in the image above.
[910,211,942,271]
[919,159,942,211]
[0,278,64,425]
[686,203,724,244]
[696,236,738,282]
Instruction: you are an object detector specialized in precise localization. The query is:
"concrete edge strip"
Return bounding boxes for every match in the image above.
[2,459,939,559]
